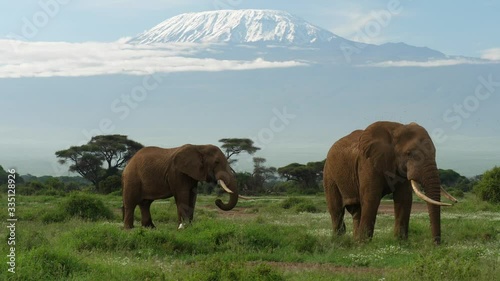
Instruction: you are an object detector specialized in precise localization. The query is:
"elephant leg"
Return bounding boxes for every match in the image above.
[357,198,382,241]
[123,204,136,229]
[393,182,412,239]
[346,204,361,238]
[188,186,198,223]
[174,187,196,229]
[139,199,155,228]
[325,182,346,235]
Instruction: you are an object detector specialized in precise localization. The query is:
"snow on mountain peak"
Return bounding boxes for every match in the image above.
[128,9,338,45]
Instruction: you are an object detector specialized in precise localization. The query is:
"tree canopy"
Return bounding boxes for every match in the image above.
[218,138,260,163]
[0,165,23,185]
[278,160,325,192]
[439,169,465,186]
[55,135,143,192]
[438,168,474,192]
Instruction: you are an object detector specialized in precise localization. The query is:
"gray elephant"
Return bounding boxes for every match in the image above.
[122,144,239,229]
[323,121,457,244]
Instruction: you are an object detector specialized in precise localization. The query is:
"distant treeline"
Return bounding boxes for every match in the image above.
[0,164,487,198]
[1,133,498,203]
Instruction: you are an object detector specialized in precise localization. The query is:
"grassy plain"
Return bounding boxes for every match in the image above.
[1,193,499,280]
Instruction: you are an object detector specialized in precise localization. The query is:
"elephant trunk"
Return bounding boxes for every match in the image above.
[421,164,442,245]
[214,171,238,211]
[216,191,238,211]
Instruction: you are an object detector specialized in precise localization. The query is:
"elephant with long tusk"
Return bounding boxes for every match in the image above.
[122,144,240,229]
[323,121,457,244]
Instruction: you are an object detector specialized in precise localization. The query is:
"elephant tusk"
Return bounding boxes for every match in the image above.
[218,179,234,194]
[410,180,452,206]
[440,186,458,203]
[238,195,252,200]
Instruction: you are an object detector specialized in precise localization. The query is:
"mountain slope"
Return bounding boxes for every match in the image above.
[128,9,341,45]
[127,9,451,64]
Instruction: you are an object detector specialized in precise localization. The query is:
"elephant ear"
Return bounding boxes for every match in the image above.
[173,145,207,181]
[358,123,396,174]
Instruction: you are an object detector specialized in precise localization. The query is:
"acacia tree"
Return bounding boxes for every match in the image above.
[218,138,260,164]
[252,157,277,193]
[56,135,143,192]
[278,160,325,192]
[87,135,143,175]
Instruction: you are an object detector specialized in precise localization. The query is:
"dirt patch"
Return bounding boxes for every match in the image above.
[378,202,428,214]
[211,201,428,219]
[213,206,258,219]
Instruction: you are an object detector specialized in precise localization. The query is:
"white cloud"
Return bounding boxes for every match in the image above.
[480,48,500,61]
[0,40,306,78]
[364,58,497,68]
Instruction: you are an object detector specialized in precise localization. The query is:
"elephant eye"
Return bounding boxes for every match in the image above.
[406,150,412,156]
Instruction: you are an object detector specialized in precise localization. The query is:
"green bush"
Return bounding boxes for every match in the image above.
[280,197,306,209]
[292,233,319,253]
[42,208,68,223]
[474,166,500,203]
[36,188,66,196]
[295,202,319,213]
[448,188,465,199]
[16,185,36,195]
[280,197,319,213]
[98,175,122,194]
[18,247,88,280]
[272,181,301,194]
[61,193,115,221]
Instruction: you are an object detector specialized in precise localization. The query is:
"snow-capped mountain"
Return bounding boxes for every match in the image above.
[128,9,452,64]
[128,9,343,45]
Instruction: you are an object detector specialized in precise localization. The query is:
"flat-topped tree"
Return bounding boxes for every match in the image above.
[218,138,260,164]
[56,134,143,192]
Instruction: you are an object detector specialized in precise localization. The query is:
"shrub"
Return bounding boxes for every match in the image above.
[98,175,122,194]
[36,188,66,196]
[16,185,36,195]
[61,193,115,221]
[295,202,319,213]
[280,197,305,209]
[474,166,500,203]
[42,208,68,223]
[448,188,465,199]
[292,233,319,253]
[280,197,319,213]
[19,247,87,280]
[272,181,300,194]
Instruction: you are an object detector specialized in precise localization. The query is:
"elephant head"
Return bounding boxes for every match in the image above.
[359,121,456,244]
[173,144,238,211]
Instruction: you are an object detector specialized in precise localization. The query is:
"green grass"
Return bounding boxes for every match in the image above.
[1,193,499,280]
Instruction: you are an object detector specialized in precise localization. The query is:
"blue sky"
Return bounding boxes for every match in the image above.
[1,0,499,58]
[1,1,500,177]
